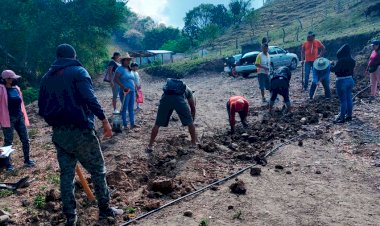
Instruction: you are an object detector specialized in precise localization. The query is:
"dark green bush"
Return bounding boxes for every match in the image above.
[22,87,39,104]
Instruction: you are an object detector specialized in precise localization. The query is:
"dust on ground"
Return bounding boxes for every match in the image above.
[1,65,380,226]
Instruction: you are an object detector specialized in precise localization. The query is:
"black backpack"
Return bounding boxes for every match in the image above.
[163,78,186,95]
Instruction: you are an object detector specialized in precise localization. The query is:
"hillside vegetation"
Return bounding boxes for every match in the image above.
[213,0,380,55]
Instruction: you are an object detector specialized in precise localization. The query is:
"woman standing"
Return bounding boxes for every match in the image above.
[367,40,380,101]
[0,70,35,171]
[131,62,142,111]
[114,54,139,130]
[107,52,121,113]
[331,44,356,124]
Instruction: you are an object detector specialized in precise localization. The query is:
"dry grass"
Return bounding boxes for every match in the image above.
[210,0,380,53]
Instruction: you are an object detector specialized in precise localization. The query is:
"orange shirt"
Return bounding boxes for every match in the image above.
[302,40,324,62]
[228,96,249,127]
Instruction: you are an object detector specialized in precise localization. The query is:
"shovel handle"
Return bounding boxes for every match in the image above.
[76,165,96,201]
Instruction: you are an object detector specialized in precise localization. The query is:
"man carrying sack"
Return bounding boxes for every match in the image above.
[38,44,123,225]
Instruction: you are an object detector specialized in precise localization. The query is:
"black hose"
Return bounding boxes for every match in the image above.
[119,134,306,226]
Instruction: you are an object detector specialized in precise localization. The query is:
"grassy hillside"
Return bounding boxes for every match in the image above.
[214,0,380,55]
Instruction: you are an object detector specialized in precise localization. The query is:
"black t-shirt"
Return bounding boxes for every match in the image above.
[7,87,22,117]
[108,60,118,72]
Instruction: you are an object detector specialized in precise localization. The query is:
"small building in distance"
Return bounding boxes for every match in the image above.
[129,50,174,65]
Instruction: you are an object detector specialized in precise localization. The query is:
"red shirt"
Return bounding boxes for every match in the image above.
[228,96,249,127]
[368,50,380,68]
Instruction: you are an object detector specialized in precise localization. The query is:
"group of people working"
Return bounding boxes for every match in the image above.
[0,32,379,225]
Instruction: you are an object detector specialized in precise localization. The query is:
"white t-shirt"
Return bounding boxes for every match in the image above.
[132,71,141,87]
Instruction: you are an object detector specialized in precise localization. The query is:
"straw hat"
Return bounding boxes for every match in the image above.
[121,52,133,60]
[313,57,330,71]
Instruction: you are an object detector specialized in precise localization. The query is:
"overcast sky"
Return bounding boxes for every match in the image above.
[128,0,263,28]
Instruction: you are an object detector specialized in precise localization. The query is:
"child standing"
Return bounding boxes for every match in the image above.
[131,63,143,111]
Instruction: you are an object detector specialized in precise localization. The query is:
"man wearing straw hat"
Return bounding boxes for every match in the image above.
[301,31,326,91]
[309,57,331,99]
[38,44,123,225]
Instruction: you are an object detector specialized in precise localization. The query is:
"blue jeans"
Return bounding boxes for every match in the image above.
[304,61,314,90]
[309,67,331,98]
[119,90,136,126]
[2,115,30,163]
[336,77,354,118]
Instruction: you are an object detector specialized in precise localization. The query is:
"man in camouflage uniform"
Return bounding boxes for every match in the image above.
[38,44,123,225]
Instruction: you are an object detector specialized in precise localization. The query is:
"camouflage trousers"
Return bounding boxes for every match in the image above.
[52,126,110,215]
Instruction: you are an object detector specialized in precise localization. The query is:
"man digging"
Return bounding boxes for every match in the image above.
[147,78,197,152]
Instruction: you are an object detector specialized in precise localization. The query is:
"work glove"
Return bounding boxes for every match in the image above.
[102,119,112,139]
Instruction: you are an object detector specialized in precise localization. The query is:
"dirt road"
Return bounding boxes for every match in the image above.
[1,68,380,226]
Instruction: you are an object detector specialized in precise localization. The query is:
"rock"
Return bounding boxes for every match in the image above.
[315,170,321,174]
[315,129,323,135]
[45,189,60,202]
[177,147,188,156]
[210,186,219,191]
[333,131,343,136]
[275,165,284,170]
[235,153,252,161]
[106,170,128,186]
[298,140,303,147]
[183,210,193,217]
[21,199,30,207]
[45,202,59,212]
[229,180,246,195]
[144,200,160,211]
[250,167,261,176]
[229,143,239,151]
[286,171,292,175]
[228,205,234,210]
[248,136,257,143]
[171,116,179,122]
[217,144,231,152]
[300,117,307,124]
[241,133,249,139]
[149,178,174,194]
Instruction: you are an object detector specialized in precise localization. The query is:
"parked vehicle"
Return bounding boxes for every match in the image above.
[223,54,241,77]
[235,51,259,78]
[268,46,299,71]
[234,46,299,78]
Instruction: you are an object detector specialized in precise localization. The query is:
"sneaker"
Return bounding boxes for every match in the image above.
[333,116,345,124]
[345,115,352,122]
[24,160,35,167]
[131,125,140,129]
[65,214,77,226]
[99,207,124,219]
[113,110,120,114]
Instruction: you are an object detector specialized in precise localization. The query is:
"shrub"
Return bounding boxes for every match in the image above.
[22,87,39,104]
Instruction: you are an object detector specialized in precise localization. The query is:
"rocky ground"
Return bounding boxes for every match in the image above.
[0,63,380,226]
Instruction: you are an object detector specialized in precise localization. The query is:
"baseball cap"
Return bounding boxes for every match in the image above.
[56,44,76,59]
[1,70,21,79]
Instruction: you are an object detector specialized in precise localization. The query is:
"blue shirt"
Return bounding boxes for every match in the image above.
[116,66,136,91]
[7,87,22,117]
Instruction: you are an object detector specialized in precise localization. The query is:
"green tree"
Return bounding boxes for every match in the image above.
[143,26,180,50]
[160,37,191,53]
[245,9,260,38]
[228,0,252,24]
[199,24,221,47]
